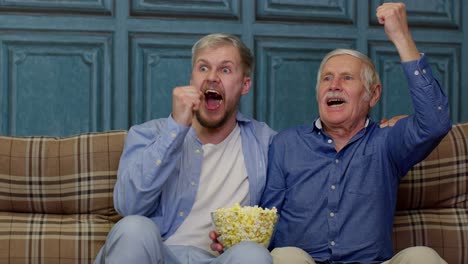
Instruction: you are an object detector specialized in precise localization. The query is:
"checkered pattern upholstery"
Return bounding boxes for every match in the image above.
[0,123,466,263]
[0,131,125,263]
[393,123,468,264]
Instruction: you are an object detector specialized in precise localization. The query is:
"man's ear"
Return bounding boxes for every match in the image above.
[241,76,252,95]
[369,84,382,108]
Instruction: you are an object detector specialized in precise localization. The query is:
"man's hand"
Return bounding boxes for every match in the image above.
[209,231,224,254]
[376,2,420,62]
[172,85,203,126]
[380,115,407,128]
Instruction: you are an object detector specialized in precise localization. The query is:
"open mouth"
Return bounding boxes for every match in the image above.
[326,98,346,107]
[204,89,223,110]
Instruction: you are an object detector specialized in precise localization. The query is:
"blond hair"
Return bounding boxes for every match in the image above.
[192,33,253,76]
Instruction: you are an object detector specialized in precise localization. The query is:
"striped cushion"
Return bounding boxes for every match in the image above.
[394,123,468,263]
[0,212,116,263]
[393,208,468,264]
[1,124,466,263]
[0,131,126,263]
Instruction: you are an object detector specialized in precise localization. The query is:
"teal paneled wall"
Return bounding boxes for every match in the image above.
[0,0,465,136]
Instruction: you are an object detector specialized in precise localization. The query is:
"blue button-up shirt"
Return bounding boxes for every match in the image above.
[261,55,452,263]
[114,112,276,240]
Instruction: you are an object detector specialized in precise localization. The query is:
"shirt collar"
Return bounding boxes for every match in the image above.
[313,117,370,131]
[235,112,251,123]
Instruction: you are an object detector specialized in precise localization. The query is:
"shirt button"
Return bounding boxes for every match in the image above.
[179,211,184,217]
[437,106,442,110]
[195,149,201,154]
[331,241,336,246]
[330,212,335,217]
[170,132,177,138]
[191,181,196,186]
[327,139,332,144]
[414,70,419,76]
[156,159,162,166]
[335,159,339,164]
[331,185,336,190]
[422,69,427,74]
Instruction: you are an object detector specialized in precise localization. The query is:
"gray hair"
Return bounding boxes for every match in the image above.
[192,33,253,76]
[316,49,381,100]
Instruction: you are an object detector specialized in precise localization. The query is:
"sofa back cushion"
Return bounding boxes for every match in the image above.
[393,123,468,263]
[0,131,127,216]
[397,122,468,210]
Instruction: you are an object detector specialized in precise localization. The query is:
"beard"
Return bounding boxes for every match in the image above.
[195,79,243,129]
[195,102,237,129]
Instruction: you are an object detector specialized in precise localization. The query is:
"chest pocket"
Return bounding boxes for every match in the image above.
[346,153,383,195]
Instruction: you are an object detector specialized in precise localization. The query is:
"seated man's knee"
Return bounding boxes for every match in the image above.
[109,215,161,242]
[226,241,272,263]
[97,215,164,263]
[394,246,447,264]
[271,247,315,264]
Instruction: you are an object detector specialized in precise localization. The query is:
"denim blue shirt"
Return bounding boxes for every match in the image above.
[114,112,276,240]
[261,55,452,263]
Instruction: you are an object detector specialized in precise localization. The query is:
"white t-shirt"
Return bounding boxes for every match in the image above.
[164,124,249,254]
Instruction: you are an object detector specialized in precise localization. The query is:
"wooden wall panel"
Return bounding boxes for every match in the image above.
[130,34,199,125]
[0,0,113,15]
[256,0,356,23]
[370,0,460,29]
[131,0,240,19]
[255,37,355,130]
[0,32,112,136]
[0,0,465,136]
[369,42,460,121]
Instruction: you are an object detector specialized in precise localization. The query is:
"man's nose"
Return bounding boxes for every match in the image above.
[329,77,341,90]
[206,69,220,82]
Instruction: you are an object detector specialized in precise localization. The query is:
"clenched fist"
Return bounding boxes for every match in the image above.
[172,85,203,126]
[376,2,420,62]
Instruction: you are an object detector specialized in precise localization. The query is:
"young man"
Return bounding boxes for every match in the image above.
[94,33,276,264]
[262,3,451,264]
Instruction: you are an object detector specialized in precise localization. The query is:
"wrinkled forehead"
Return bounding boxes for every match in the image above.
[194,45,242,66]
[322,54,365,74]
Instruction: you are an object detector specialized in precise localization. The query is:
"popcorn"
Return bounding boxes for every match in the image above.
[211,203,278,249]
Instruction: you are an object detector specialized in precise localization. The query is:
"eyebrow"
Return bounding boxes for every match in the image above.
[195,59,236,66]
[321,71,356,77]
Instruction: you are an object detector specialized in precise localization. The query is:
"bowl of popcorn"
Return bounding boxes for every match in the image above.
[211,203,278,249]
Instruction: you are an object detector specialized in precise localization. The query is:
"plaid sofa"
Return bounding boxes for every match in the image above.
[393,123,468,263]
[0,123,467,263]
[0,131,125,264]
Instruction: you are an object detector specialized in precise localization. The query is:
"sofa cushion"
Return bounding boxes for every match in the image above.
[396,123,468,210]
[0,131,126,263]
[393,208,468,264]
[0,131,127,215]
[0,212,115,264]
[393,123,468,263]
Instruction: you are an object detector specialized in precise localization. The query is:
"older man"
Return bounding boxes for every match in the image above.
[261,3,451,264]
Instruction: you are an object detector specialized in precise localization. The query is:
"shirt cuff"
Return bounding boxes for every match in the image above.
[165,114,190,139]
[401,54,434,88]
